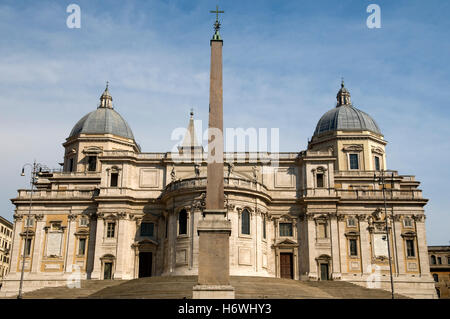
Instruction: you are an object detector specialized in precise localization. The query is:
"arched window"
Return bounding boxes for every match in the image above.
[178,209,187,235]
[241,209,250,235]
[431,255,436,265]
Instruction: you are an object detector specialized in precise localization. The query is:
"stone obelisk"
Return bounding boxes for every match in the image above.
[192,6,235,299]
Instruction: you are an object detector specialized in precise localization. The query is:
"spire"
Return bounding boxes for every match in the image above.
[178,109,203,154]
[210,5,224,41]
[99,81,113,109]
[336,78,351,107]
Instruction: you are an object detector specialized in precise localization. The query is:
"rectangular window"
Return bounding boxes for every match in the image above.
[25,217,34,227]
[69,158,74,172]
[404,218,413,228]
[406,239,415,257]
[316,173,324,188]
[80,217,88,227]
[347,218,356,227]
[374,156,380,171]
[140,223,154,237]
[279,223,293,237]
[437,257,442,265]
[78,238,86,255]
[106,222,115,238]
[110,173,119,187]
[165,218,168,239]
[87,156,97,172]
[262,216,266,239]
[24,238,32,256]
[241,210,250,235]
[349,154,359,170]
[349,239,358,256]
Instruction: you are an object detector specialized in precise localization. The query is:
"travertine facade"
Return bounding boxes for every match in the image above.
[428,246,450,298]
[0,216,13,282]
[0,36,437,299]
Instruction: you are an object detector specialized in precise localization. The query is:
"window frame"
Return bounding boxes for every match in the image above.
[110,172,119,187]
[406,239,415,258]
[347,217,357,228]
[349,238,358,257]
[78,238,86,256]
[87,155,97,172]
[279,222,293,237]
[106,222,116,238]
[241,209,251,236]
[178,209,188,236]
[374,155,381,171]
[348,153,360,170]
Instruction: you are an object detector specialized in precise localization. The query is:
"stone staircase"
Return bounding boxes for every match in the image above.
[18,280,126,299]
[16,276,409,299]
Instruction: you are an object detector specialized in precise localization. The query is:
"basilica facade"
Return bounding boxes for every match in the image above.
[1,60,437,299]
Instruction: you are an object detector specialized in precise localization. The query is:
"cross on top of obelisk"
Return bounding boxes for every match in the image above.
[210,5,224,32]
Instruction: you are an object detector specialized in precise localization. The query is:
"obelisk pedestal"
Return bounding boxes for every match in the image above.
[192,210,234,299]
[192,8,235,299]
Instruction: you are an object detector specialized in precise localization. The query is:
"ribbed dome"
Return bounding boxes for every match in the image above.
[68,84,135,140]
[313,82,382,136]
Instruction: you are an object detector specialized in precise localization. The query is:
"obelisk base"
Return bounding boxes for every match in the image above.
[193,209,234,299]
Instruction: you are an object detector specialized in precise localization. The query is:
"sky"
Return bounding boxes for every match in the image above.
[0,0,448,245]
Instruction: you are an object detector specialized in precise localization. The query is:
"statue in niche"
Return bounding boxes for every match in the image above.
[171,167,176,182]
[194,164,200,178]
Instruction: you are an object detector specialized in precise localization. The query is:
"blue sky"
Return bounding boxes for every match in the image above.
[0,0,448,245]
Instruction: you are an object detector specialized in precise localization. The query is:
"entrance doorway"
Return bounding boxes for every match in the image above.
[320,263,329,281]
[104,262,113,280]
[139,252,152,278]
[280,253,293,279]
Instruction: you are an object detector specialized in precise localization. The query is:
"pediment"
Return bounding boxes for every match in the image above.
[274,238,298,247]
[342,144,363,152]
[83,146,102,154]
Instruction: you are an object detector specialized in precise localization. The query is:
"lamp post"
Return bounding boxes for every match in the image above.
[374,169,395,299]
[17,161,47,299]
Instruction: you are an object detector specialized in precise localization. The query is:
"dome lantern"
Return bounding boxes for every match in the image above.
[336,78,351,107]
[99,81,113,109]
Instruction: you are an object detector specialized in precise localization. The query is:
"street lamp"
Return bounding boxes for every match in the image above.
[374,169,395,299]
[17,160,48,299]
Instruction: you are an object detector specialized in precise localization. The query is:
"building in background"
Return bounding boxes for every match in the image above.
[428,246,450,298]
[0,216,13,284]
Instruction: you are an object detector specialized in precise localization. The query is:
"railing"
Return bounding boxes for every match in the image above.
[335,189,422,200]
[17,189,95,199]
[334,170,399,177]
[164,177,269,194]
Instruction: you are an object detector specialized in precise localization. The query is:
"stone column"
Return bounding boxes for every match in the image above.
[114,213,127,279]
[330,214,341,279]
[64,214,77,273]
[9,215,23,275]
[306,215,318,280]
[358,215,371,275]
[415,215,430,276]
[393,217,405,276]
[31,214,45,273]
[91,214,104,279]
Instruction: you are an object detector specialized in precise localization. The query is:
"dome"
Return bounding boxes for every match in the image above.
[69,84,135,140]
[313,81,382,136]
